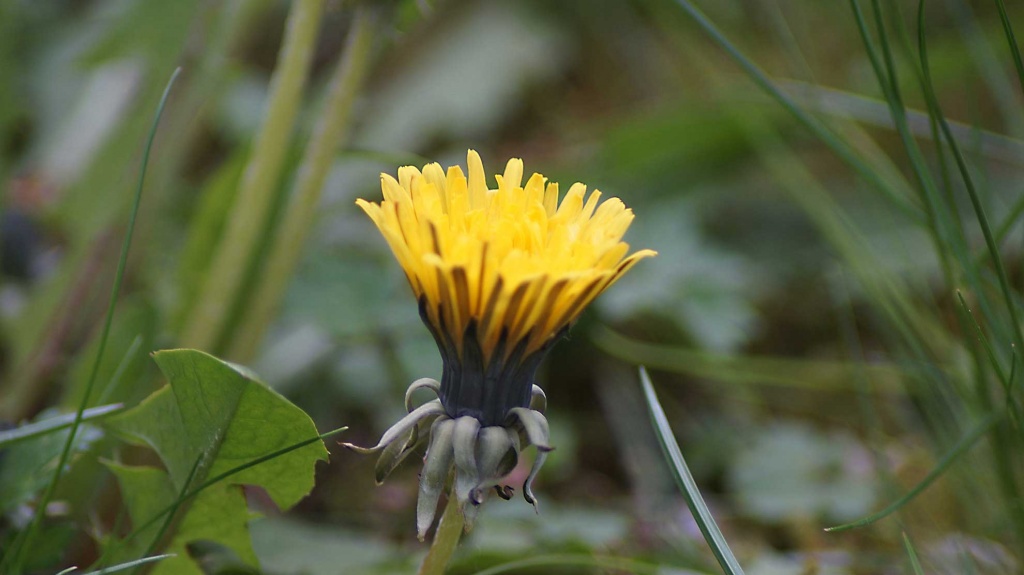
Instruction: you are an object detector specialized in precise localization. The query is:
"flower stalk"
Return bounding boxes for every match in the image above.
[417,489,464,575]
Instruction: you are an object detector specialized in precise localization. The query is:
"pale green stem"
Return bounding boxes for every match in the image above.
[180,0,324,351]
[228,4,376,361]
[417,490,464,575]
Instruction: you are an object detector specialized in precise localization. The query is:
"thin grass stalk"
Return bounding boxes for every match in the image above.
[881,1,961,212]
[745,121,940,356]
[95,336,143,406]
[0,68,181,575]
[417,488,464,575]
[133,456,203,575]
[917,2,1024,548]
[668,0,921,222]
[872,0,968,312]
[995,190,1024,243]
[180,0,324,353]
[902,532,925,575]
[825,411,1001,532]
[956,292,1013,397]
[832,275,906,543]
[852,0,974,297]
[945,0,1024,136]
[882,0,1011,484]
[856,1,1008,462]
[228,4,376,361]
[689,35,946,360]
[993,0,1024,96]
[78,554,175,575]
[916,2,1024,356]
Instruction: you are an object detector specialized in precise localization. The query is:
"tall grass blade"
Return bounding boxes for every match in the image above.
[956,291,1011,389]
[902,532,925,575]
[639,367,744,575]
[82,554,175,575]
[229,5,376,360]
[995,190,1024,244]
[134,455,203,574]
[1,67,182,575]
[825,412,1000,532]
[993,0,1024,96]
[851,0,969,292]
[669,0,920,221]
[180,0,324,352]
[96,336,143,406]
[0,404,123,448]
[917,0,1024,353]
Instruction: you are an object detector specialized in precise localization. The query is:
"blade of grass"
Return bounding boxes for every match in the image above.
[995,189,1024,244]
[668,0,921,222]
[594,328,907,394]
[918,15,1024,539]
[0,404,124,449]
[738,107,946,357]
[95,336,143,406]
[880,0,960,214]
[1007,353,1020,424]
[993,0,1024,96]
[825,411,1000,532]
[851,0,972,304]
[918,0,1024,354]
[228,4,376,361]
[780,82,1024,167]
[640,367,744,575]
[134,455,203,574]
[902,532,925,575]
[944,0,1024,136]
[2,67,182,575]
[81,554,175,575]
[180,0,324,353]
[956,291,1011,389]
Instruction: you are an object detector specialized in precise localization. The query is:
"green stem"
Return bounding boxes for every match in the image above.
[228,3,376,361]
[2,69,182,575]
[180,0,324,352]
[418,491,464,575]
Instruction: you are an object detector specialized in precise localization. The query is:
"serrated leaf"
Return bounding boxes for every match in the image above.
[105,349,329,575]
[103,462,178,560]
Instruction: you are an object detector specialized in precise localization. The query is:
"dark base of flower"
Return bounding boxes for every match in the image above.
[419,297,567,427]
[345,376,554,539]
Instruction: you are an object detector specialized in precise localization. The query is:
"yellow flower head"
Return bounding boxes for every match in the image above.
[357,150,655,425]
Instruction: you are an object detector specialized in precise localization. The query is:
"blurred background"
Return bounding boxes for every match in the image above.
[1,0,1023,573]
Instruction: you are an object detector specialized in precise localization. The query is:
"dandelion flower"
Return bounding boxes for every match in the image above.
[348,150,655,538]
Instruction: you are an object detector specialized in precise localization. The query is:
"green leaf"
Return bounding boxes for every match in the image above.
[104,349,329,575]
[102,463,179,560]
